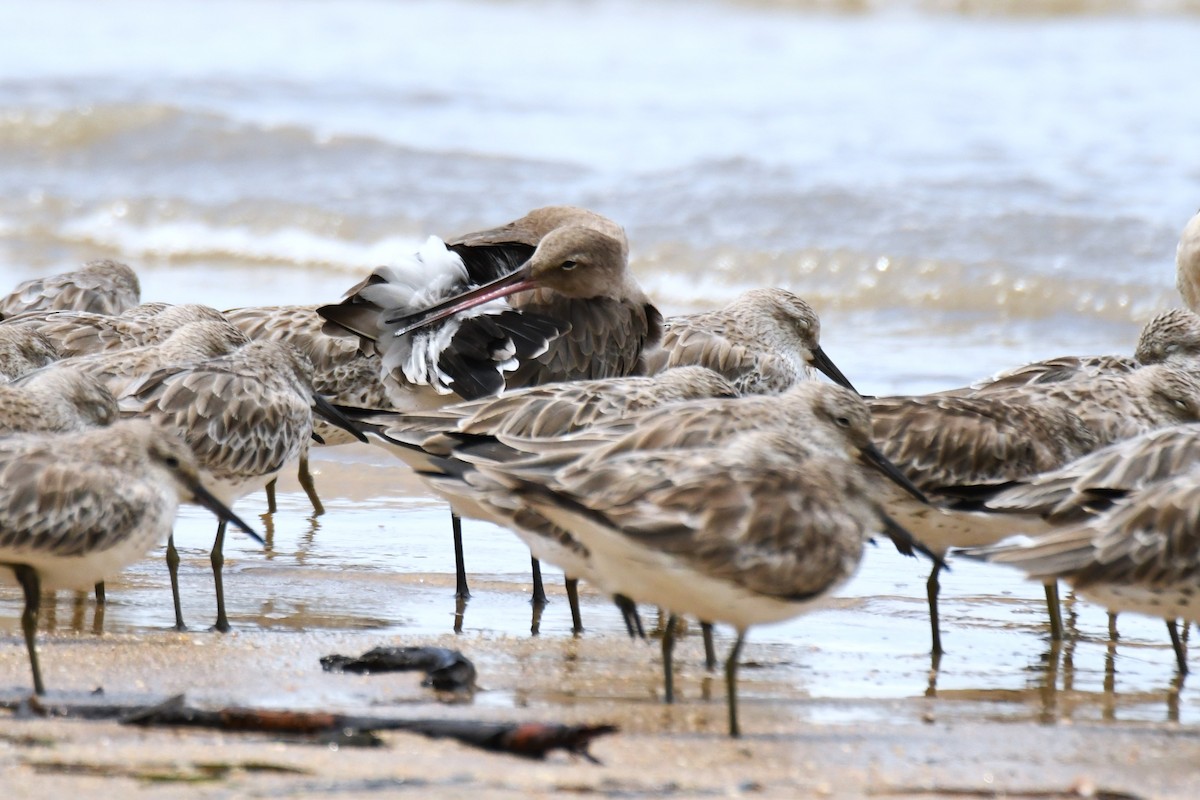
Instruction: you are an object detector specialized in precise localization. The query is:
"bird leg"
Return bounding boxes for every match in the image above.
[614,595,645,639]
[725,630,747,738]
[93,582,106,606]
[530,557,548,607]
[210,519,231,633]
[701,621,717,672]
[451,511,470,600]
[1044,581,1063,641]
[1168,619,1189,675]
[661,614,678,704]
[165,534,186,631]
[264,479,278,515]
[11,564,44,695]
[926,562,944,656]
[296,452,325,517]
[565,577,583,636]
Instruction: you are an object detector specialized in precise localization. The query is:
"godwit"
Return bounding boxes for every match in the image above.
[319,206,662,601]
[0,419,261,695]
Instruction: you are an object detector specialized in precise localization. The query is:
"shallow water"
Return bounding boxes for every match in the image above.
[1,0,1199,735]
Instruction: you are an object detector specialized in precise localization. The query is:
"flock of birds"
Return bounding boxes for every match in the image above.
[3,205,1200,738]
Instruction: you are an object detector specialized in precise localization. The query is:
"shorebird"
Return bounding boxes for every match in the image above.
[962,465,1200,675]
[464,385,939,737]
[319,206,662,600]
[0,326,60,382]
[358,366,741,632]
[643,288,858,394]
[2,368,118,434]
[0,419,261,695]
[869,361,1200,654]
[117,340,366,631]
[1175,209,1200,312]
[223,303,395,515]
[942,308,1200,395]
[981,422,1200,659]
[4,303,230,358]
[42,319,251,398]
[0,259,140,319]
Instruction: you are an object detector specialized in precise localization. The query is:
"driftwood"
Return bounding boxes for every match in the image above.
[320,646,476,692]
[6,694,616,761]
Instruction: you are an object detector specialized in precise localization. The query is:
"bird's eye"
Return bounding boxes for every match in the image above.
[164,456,181,468]
[560,260,578,271]
[835,416,851,427]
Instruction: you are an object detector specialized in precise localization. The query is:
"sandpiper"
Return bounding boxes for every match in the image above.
[360,366,740,631]
[0,326,60,382]
[643,287,858,394]
[0,419,261,695]
[869,361,1200,653]
[2,368,118,434]
[466,385,939,736]
[0,259,140,319]
[5,303,229,358]
[962,464,1200,674]
[117,340,365,631]
[224,303,396,514]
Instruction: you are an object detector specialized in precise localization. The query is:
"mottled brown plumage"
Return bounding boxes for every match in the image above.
[2,368,118,434]
[467,385,934,736]
[0,325,60,381]
[6,303,228,358]
[0,259,140,319]
[117,340,331,631]
[0,418,258,694]
[643,288,855,394]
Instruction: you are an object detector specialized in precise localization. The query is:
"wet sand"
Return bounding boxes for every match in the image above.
[2,445,1200,799]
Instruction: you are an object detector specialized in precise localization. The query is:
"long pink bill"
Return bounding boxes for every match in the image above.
[385,267,538,337]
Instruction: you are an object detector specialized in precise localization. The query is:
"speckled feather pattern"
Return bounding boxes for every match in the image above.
[117,340,318,501]
[0,420,200,588]
[642,288,824,394]
[0,260,140,319]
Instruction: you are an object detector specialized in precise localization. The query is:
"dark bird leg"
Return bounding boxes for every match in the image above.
[1044,581,1063,641]
[93,582,106,605]
[211,520,231,633]
[264,479,278,515]
[701,621,717,672]
[565,577,584,636]
[451,511,470,600]
[165,534,186,631]
[11,564,44,695]
[296,452,325,517]
[530,557,548,607]
[927,562,944,656]
[725,630,747,738]
[1168,619,1189,675]
[661,614,678,704]
[1108,612,1119,641]
[614,595,644,639]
